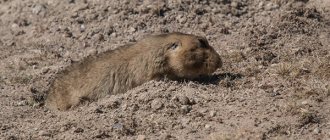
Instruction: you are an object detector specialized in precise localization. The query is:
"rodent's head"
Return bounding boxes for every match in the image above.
[164,33,222,79]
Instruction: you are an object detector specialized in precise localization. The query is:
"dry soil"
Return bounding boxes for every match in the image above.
[0,0,330,139]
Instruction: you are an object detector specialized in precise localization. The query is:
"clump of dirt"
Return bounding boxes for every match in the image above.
[0,0,330,139]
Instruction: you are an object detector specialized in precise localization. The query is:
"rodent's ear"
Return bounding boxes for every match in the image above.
[198,38,209,48]
[168,41,181,50]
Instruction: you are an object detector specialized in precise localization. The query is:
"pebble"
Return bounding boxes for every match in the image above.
[181,118,190,126]
[176,15,187,24]
[74,127,84,133]
[76,18,84,24]
[301,100,310,105]
[181,105,191,114]
[93,34,104,42]
[258,2,264,9]
[205,124,211,129]
[151,99,163,110]
[112,123,123,130]
[17,100,28,106]
[209,110,216,117]
[39,130,51,137]
[59,126,67,132]
[231,2,238,8]
[265,2,279,11]
[128,27,136,33]
[178,96,189,105]
[68,0,75,4]
[137,135,146,140]
[313,127,321,134]
[80,24,86,32]
[199,108,208,113]
[167,85,176,91]
[11,24,19,28]
[42,68,50,74]
[32,4,46,15]
[161,133,172,140]
[86,48,98,55]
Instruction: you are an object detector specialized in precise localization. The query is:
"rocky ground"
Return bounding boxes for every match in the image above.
[0,0,329,139]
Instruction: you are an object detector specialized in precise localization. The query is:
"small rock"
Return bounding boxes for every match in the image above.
[39,130,51,137]
[41,68,50,74]
[110,32,117,38]
[7,136,18,140]
[95,131,110,138]
[59,126,68,132]
[64,32,73,38]
[71,12,78,18]
[205,124,211,129]
[181,118,190,126]
[171,96,178,102]
[181,105,191,114]
[128,27,136,33]
[11,24,19,28]
[258,2,264,9]
[313,127,321,134]
[80,24,86,32]
[195,7,205,15]
[189,98,196,105]
[76,18,84,24]
[86,48,97,55]
[270,92,280,97]
[199,108,208,113]
[137,135,146,140]
[32,4,46,15]
[106,26,114,35]
[112,123,124,130]
[132,104,139,111]
[74,128,84,133]
[68,0,75,4]
[176,15,187,24]
[151,99,163,110]
[265,2,279,11]
[301,100,309,105]
[200,23,209,31]
[93,34,104,42]
[161,133,172,140]
[209,110,216,117]
[220,27,229,34]
[32,65,38,69]
[167,85,176,91]
[17,100,27,106]
[128,36,136,42]
[94,108,104,113]
[1,126,7,131]
[231,2,238,8]
[178,96,189,105]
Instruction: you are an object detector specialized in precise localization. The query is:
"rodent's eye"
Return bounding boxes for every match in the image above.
[198,38,208,48]
[170,42,179,50]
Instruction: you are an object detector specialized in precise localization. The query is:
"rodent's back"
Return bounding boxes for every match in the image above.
[46,45,136,110]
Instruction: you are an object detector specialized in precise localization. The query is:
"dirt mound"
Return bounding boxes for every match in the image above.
[0,0,329,139]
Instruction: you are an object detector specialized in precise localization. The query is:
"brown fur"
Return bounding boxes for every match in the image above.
[45,32,222,110]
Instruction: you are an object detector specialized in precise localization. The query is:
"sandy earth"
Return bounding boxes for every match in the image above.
[0,0,330,139]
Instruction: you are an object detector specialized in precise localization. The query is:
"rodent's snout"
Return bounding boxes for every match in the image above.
[205,51,222,73]
[166,35,223,79]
